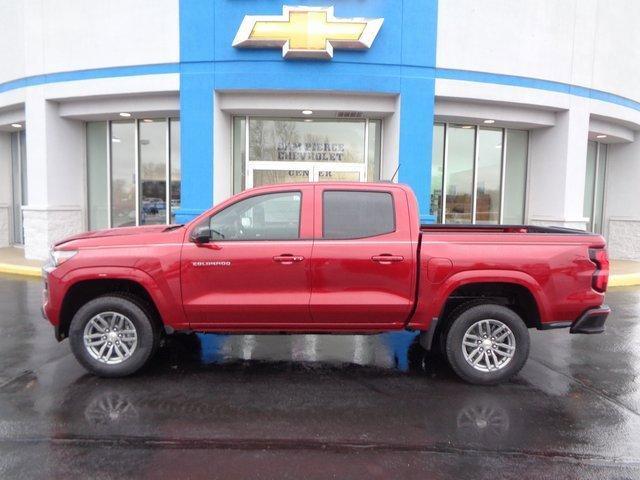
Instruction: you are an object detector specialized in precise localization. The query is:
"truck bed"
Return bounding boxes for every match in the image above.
[420,224,591,235]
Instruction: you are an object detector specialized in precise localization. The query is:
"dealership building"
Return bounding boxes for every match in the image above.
[1,0,640,260]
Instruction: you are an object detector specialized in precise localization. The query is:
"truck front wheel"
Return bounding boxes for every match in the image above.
[445,303,529,385]
[68,295,160,377]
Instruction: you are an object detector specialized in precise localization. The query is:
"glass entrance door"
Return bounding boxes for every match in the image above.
[247,163,363,188]
[10,130,27,245]
[233,117,381,192]
[315,163,364,182]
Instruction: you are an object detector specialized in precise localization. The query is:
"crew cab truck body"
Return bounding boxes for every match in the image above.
[42,182,610,384]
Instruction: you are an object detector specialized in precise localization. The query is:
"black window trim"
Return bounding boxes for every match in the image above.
[321,189,397,241]
[200,190,304,242]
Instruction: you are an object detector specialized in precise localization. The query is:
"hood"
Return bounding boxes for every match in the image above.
[55,224,182,247]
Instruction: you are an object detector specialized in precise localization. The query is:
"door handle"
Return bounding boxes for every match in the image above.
[273,254,305,264]
[371,254,404,264]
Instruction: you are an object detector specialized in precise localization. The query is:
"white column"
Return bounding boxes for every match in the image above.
[0,132,11,247]
[602,139,640,260]
[527,99,591,229]
[23,88,86,260]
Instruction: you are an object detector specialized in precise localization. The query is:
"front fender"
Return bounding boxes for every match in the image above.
[57,266,187,328]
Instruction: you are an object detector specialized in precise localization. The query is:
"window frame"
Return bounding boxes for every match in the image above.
[202,190,304,242]
[321,189,397,241]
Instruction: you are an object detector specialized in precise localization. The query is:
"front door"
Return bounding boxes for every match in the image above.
[181,187,314,330]
[309,186,416,329]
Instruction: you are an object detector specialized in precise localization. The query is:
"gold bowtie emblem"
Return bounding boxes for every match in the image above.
[233,6,384,59]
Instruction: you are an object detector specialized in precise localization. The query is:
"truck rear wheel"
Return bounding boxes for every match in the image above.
[69,295,160,377]
[445,303,529,385]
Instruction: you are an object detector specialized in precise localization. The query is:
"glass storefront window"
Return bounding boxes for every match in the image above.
[10,130,27,244]
[430,124,445,222]
[583,141,597,223]
[475,128,503,224]
[233,116,382,190]
[503,130,528,225]
[170,119,181,222]
[87,122,108,230]
[367,119,382,182]
[232,117,246,194]
[445,125,475,224]
[87,118,180,229]
[432,123,528,224]
[139,119,167,225]
[593,144,607,234]
[111,121,136,227]
[584,141,607,233]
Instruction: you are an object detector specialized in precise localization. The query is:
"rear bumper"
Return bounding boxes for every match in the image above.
[570,305,610,334]
[538,305,610,334]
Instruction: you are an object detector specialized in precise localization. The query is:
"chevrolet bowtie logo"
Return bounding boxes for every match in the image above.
[232,6,384,59]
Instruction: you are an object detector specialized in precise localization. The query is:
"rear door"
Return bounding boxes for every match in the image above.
[309,186,415,328]
[181,187,313,329]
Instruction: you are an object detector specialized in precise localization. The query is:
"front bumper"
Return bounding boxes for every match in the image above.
[570,305,610,334]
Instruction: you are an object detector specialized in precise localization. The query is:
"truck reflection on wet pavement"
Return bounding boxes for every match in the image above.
[0,275,639,479]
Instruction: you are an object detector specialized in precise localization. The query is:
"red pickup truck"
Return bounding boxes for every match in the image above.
[42,182,610,384]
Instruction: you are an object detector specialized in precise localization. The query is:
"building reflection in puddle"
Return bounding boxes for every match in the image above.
[196,331,421,372]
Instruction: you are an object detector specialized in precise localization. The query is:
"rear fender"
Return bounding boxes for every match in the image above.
[409,269,550,330]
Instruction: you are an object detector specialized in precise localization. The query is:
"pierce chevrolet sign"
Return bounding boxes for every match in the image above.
[232,6,383,59]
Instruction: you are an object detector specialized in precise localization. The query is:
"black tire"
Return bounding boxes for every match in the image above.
[445,303,529,385]
[69,294,160,377]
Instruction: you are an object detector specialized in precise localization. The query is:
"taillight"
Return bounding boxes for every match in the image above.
[589,248,609,293]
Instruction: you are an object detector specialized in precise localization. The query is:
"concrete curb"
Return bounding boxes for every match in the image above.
[0,263,42,278]
[609,273,640,288]
[0,262,639,287]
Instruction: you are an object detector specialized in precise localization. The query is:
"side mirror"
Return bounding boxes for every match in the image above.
[190,225,211,244]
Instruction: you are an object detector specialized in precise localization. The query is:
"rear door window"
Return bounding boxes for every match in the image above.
[323,191,395,239]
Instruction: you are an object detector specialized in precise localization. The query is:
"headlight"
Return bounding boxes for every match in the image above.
[49,249,78,267]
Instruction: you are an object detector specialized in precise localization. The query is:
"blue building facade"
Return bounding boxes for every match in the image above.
[177,0,438,223]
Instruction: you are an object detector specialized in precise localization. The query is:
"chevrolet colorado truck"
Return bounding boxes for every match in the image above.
[42,182,610,384]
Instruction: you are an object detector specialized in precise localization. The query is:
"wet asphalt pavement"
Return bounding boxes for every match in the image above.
[0,275,639,479]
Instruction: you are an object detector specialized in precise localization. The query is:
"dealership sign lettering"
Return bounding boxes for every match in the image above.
[277,142,346,161]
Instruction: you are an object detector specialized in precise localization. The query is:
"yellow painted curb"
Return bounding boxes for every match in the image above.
[0,263,42,278]
[609,273,640,288]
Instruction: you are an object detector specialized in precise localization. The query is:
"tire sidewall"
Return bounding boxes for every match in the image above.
[445,304,530,385]
[69,296,157,377]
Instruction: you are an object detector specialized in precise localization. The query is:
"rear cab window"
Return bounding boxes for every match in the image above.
[322,190,396,239]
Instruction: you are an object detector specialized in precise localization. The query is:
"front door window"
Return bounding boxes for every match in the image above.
[233,116,382,192]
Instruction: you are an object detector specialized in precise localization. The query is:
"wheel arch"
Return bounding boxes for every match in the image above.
[419,271,548,352]
[57,268,172,340]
